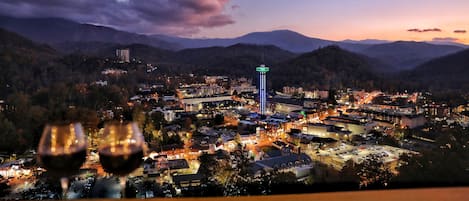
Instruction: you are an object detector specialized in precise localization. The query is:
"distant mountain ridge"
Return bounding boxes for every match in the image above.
[405,48,469,90]
[341,39,390,45]
[0,15,466,72]
[2,28,469,92]
[270,46,379,89]
[87,43,297,76]
[0,28,373,90]
[0,28,56,58]
[152,29,369,53]
[0,28,58,98]
[0,15,179,50]
[358,41,464,71]
[50,41,380,89]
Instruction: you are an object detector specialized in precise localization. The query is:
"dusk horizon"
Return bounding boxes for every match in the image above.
[0,0,468,44]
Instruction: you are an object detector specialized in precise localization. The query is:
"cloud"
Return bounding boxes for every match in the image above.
[407,28,421,32]
[432,37,459,42]
[0,0,235,36]
[454,30,467,34]
[407,28,442,33]
[231,5,240,10]
[423,28,442,32]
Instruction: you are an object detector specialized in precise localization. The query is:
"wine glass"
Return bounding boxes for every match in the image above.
[37,122,87,199]
[98,121,145,198]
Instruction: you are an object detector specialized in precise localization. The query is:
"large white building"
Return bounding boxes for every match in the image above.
[116,48,130,63]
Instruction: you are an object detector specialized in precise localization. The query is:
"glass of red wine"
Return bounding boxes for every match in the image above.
[37,122,87,199]
[98,121,145,198]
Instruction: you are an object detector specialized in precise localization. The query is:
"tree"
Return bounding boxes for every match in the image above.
[394,126,469,186]
[198,153,219,179]
[141,111,166,143]
[327,89,338,105]
[143,119,155,142]
[339,155,393,189]
[4,92,47,152]
[348,94,357,103]
[65,107,99,129]
[222,149,255,196]
[214,114,224,125]
[132,106,146,129]
[149,111,166,129]
[0,177,10,198]
[355,154,394,188]
[369,130,399,147]
[234,134,242,146]
[183,117,193,131]
[271,172,297,184]
[339,160,360,184]
[5,92,31,124]
[0,114,18,153]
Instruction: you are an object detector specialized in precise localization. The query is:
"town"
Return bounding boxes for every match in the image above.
[1,48,468,199]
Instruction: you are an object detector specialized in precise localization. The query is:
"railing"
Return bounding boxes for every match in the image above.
[100,187,468,201]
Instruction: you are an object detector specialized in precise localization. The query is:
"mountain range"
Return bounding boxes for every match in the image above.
[152,29,363,52]
[1,26,469,92]
[358,41,464,70]
[404,48,469,90]
[0,28,381,91]
[0,15,178,50]
[0,15,466,72]
[1,15,469,91]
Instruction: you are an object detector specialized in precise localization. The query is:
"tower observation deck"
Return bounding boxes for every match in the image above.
[256,64,269,115]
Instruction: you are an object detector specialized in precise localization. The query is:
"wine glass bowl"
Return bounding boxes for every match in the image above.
[98,121,145,198]
[37,122,87,199]
[37,123,87,177]
[98,122,145,176]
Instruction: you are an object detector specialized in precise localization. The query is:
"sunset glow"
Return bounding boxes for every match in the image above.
[194,0,469,44]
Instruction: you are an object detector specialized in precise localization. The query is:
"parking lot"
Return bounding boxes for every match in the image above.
[308,143,417,170]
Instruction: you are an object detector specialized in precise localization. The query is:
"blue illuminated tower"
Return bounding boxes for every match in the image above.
[256,64,269,115]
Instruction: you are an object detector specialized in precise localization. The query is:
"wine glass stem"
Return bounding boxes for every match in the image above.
[60,177,69,199]
[119,176,126,198]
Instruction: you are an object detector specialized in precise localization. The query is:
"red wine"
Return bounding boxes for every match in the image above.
[99,144,143,175]
[39,149,86,176]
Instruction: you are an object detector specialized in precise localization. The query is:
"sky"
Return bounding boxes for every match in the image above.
[0,0,468,44]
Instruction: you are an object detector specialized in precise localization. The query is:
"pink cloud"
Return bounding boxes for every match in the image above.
[454,30,467,34]
[0,0,235,35]
[407,28,442,33]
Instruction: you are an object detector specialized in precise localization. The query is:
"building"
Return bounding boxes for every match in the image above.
[353,108,426,129]
[256,64,269,115]
[271,98,304,114]
[116,48,130,63]
[0,100,4,111]
[151,107,181,122]
[304,90,329,99]
[400,115,426,129]
[302,123,353,141]
[204,76,229,85]
[323,115,370,135]
[282,86,304,95]
[92,80,108,86]
[181,95,234,112]
[101,68,127,76]
[178,84,226,98]
[231,82,257,95]
[250,153,313,179]
[172,173,204,188]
